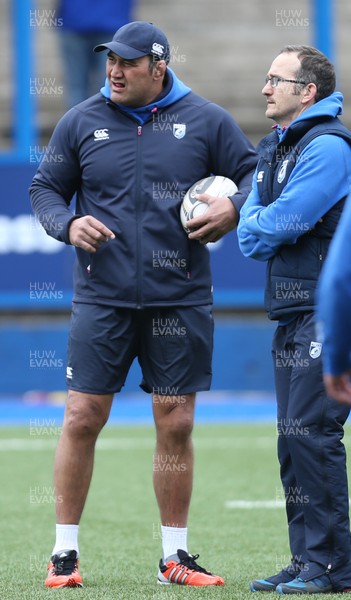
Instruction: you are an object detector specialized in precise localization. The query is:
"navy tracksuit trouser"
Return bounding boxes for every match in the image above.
[272,312,351,591]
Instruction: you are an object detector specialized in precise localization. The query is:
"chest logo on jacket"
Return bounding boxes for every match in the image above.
[277,159,289,184]
[173,124,186,139]
[309,341,322,359]
[94,129,109,141]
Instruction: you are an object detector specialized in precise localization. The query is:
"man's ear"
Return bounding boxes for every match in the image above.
[153,60,167,80]
[301,82,318,104]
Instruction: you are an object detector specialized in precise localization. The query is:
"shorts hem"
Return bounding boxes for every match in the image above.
[67,384,122,395]
[141,382,212,395]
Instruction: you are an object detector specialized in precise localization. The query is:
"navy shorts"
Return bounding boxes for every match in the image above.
[66,303,213,395]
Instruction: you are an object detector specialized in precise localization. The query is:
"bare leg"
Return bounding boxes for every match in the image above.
[152,393,195,527]
[55,390,114,523]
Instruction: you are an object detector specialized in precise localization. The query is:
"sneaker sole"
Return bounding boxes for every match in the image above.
[250,581,277,592]
[45,579,83,588]
[276,584,333,594]
[157,577,224,587]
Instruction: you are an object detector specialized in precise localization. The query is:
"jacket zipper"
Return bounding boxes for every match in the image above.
[318,240,323,271]
[135,124,143,307]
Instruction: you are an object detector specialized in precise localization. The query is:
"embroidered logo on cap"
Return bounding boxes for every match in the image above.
[151,42,165,57]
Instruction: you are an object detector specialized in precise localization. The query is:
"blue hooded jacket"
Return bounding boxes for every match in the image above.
[316,191,351,375]
[30,69,257,308]
[237,92,351,320]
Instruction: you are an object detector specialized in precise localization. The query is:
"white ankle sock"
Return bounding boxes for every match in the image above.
[52,524,79,556]
[161,525,188,561]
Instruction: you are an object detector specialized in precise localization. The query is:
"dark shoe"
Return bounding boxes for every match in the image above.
[276,575,332,594]
[250,564,300,592]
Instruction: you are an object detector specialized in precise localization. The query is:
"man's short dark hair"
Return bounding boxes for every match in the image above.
[280,45,336,102]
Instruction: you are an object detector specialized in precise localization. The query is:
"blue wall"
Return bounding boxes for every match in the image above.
[0,164,266,309]
[0,163,273,396]
[0,316,275,395]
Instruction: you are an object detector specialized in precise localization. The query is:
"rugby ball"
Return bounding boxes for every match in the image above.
[180,175,238,232]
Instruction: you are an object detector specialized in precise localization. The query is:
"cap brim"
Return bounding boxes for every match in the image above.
[93,41,147,59]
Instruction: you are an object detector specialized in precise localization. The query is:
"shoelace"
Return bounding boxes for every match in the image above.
[284,563,302,576]
[178,553,212,575]
[53,556,78,576]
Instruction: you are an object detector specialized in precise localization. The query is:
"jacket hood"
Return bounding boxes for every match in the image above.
[100,67,191,124]
[280,91,344,141]
[299,91,343,119]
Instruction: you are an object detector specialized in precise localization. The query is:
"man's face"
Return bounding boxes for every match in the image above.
[106,53,163,107]
[262,52,307,128]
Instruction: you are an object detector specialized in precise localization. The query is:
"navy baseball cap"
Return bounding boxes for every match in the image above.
[94,21,170,64]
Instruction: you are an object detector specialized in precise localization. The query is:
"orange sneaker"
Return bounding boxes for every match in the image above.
[45,550,83,588]
[157,549,224,586]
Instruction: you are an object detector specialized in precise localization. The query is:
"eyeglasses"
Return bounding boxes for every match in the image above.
[265,76,307,88]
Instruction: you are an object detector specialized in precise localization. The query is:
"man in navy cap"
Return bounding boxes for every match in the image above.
[30,20,257,588]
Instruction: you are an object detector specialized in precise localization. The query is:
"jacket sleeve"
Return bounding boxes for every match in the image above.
[231,168,256,214]
[237,171,279,261]
[237,135,351,251]
[316,192,351,375]
[207,104,258,211]
[29,109,82,244]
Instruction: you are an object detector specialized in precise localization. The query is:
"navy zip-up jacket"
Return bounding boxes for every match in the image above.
[30,69,257,308]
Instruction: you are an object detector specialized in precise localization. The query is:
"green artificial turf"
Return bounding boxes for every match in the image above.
[1,422,351,599]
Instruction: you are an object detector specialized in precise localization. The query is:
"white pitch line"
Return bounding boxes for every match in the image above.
[0,438,153,451]
[226,497,351,509]
[225,500,285,509]
[5,435,351,452]
[0,436,276,451]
